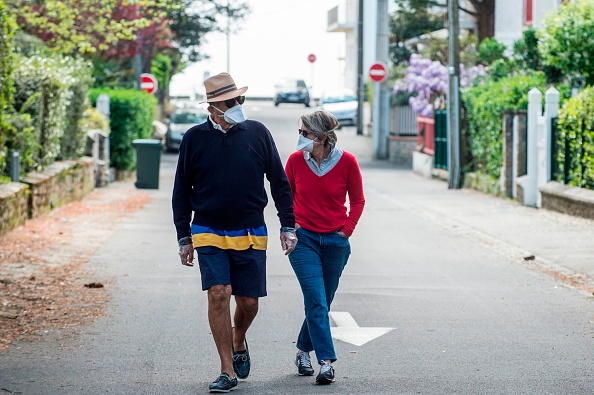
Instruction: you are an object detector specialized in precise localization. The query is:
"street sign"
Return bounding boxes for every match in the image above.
[140,73,158,95]
[369,62,388,84]
[308,54,316,63]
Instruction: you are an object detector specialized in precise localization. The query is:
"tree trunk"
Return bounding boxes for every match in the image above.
[466,0,495,42]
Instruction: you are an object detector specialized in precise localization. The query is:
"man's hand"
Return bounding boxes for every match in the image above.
[178,236,194,266]
[280,230,297,255]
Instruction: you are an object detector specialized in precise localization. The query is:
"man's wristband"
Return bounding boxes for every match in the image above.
[178,236,193,246]
[280,227,296,233]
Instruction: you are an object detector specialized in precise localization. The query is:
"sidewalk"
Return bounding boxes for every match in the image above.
[338,130,594,296]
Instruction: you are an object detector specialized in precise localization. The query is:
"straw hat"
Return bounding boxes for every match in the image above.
[203,72,248,103]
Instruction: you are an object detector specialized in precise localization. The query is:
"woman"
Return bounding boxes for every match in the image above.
[285,110,365,385]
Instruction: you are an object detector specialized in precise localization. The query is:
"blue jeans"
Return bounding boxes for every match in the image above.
[289,227,351,363]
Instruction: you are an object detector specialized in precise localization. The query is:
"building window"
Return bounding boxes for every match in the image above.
[525,0,533,25]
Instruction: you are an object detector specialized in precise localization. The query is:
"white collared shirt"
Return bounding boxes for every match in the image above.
[303,146,343,176]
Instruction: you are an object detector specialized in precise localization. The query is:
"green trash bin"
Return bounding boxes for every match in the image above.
[132,139,163,189]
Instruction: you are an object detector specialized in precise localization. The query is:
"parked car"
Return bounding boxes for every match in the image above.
[318,89,358,128]
[274,79,310,107]
[165,107,209,152]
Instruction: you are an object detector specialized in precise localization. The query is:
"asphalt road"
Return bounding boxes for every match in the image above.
[1,101,593,394]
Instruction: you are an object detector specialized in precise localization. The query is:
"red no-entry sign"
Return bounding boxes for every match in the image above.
[369,62,388,83]
[140,73,158,95]
[308,54,316,63]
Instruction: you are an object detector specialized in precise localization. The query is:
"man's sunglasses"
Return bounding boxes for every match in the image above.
[223,96,245,108]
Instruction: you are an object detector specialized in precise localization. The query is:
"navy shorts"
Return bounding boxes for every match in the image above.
[196,246,267,297]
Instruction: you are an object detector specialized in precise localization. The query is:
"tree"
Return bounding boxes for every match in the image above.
[168,0,218,63]
[6,0,175,56]
[539,0,594,85]
[390,0,446,66]
[459,0,495,43]
[9,0,250,100]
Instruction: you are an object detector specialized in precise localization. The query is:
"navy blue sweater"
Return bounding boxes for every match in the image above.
[172,118,295,240]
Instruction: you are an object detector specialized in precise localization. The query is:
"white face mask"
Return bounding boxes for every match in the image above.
[296,134,317,152]
[213,104,248,125]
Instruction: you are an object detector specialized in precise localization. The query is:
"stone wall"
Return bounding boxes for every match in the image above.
[464,172,506,198]
[389,136,416,167]
[0,158,95,235]
[540,181,594,220]
[0,183,29,236]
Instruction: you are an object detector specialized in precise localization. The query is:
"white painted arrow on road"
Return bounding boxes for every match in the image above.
[329,312,395,347]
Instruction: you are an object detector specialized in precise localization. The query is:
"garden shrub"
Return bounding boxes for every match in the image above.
[556,87,594,189]
[59,58,94,160]
[89,88,156,171]
[81,107,109,134]
[12,55,71,173]
[513,27,563,84]
[462,72,547,179]
[3,113,35,179]
[477,37,507,65]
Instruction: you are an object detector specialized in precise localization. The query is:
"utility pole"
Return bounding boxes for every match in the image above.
[372,0,389,159]
[447,0,461,188]
[134,32,142,90]
[356,0,364,135]
[226,0,231,73]
[134,54,142,90]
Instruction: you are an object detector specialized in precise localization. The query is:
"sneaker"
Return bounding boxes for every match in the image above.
[208,372,238,393]
[232,338,250,379]
[295,350,315,376]
[315,361,335,385]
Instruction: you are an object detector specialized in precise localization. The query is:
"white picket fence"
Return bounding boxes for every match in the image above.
[521,87,560,208]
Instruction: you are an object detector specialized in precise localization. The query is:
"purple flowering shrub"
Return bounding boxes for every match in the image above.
[393,54,486,117]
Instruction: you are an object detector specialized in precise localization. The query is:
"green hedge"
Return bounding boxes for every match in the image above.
[462,73,547,179]
[89,89,156,171]
[0,0,16,179]
[5,55,94,177]
[556,87,594,189]
[12,55,71,173]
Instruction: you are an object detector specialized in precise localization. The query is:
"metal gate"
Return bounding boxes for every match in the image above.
[434,110,448,170]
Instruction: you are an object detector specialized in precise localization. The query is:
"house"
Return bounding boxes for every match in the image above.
[326,0,477,91]
[328,0,566,92]
[495,0,563,49]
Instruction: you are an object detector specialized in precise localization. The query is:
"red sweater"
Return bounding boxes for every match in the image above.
[285,151,365,237]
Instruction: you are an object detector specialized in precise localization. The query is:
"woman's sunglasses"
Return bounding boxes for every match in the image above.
[224,96,245,108]
[298,129,312,137]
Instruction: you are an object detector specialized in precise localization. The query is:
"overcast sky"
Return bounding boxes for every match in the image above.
[169,0,347,98]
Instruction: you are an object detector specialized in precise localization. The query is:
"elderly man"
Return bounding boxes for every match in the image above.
[172,72,297,393]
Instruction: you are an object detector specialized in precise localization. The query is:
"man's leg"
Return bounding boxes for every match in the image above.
[233,296,258,351]
[207,284,234,376]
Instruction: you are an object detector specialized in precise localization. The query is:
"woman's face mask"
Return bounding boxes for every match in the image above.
[296,134,317,152]
[213,104,248,125]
